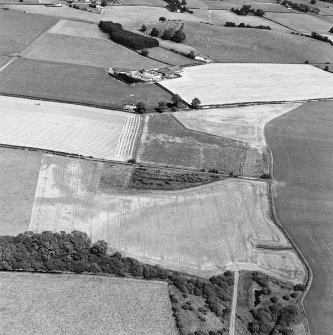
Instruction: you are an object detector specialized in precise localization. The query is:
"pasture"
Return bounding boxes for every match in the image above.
[160,63,333,105]
[0,148,41,237]
[0,9,58,56]
[145,47,199,66]
[174,103,301,149]
[181,22,333,63]
[137,114,249,175]
[0,58,172,109]
[120,0,166,6]
[0,272,177,335]
[23,32,165,69]
[29,155,306,283]
[0,96,141,161]
[192,9,290,32]
[265,101,333,335]
[265,12,333,33]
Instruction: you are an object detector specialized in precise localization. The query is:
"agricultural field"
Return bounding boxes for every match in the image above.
[192,9,290,32]
[265,101,333,335]
[181,21,333,63]
[265,12,333,33]
[0,96,141,161]
[0,148,41,236]
[120,0,166,6]
[174,103,301,150]
[0,272,177,335]
[0,58,172,109]
[160,63,333,105]
[28,154,306,283]
[0,56,10,68]
[145,47,199,66]
[0,9,58,56]
[23,32,165,69]
[136,114,249,175]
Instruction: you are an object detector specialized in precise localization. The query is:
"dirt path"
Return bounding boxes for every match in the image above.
[229,270,239,335]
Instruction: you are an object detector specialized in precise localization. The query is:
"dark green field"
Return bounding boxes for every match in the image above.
[265,101,333,335]
[0,10,58,56]
[0,58,172,109]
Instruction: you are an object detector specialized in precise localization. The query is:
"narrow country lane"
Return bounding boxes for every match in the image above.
[229,270,239,335]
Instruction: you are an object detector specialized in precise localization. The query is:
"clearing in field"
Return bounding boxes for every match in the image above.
[0,272,177,335]
[23,32,165,69]
[181,21,333,63]
[265,12,333,33]
[174,103,301,150]
[0,10,58,56]
[0,58,172,109]
[0,96,141,161]
[160,63,333,106]
[0,148,41,236]
[29,155,306,283]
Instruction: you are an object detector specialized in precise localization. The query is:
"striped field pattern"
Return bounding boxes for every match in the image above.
[29,155,306,282]
[0,97,141,161]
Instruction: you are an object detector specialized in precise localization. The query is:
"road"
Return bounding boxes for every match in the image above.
[229,270,239,335]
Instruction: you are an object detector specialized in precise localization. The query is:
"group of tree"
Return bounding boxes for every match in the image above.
[0,231,234,310]
[164,0,193,13]
[311,31,333,46]
[231,5,265,16]
[225,22,271,30]
[278,0,320,13]
[149,26,187,43]
[99,21,159,50]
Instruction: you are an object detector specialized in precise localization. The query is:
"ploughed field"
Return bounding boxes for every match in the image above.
[28,155,305,283]
[265,101,333,335]
[0,96,141,161]
[0,272,177,335]
[0,58,171,109]
[160,63,333,106]
[136,114,268,177]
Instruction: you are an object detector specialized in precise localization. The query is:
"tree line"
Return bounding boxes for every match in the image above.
[99,21,159,50]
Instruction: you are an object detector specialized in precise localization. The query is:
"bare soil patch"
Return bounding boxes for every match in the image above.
[0,58,171,109]
[0,148,41,236]
[0,272,177,335]
[0,9,58,56]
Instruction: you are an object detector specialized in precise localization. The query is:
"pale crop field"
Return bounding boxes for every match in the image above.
[174,103,301,150]
[0,96,141,161]
[0,272,177,335]
[160,63,333,105]
[29,155,306,283]
[48,19,107,39]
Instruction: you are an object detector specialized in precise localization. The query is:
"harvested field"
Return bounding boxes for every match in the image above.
[174,103,301,149]
[145,47,199,66]
[192,9,290,31]
[0,272,177,335]
[265,12,333,33]
[131,166,225,190]
[0,56,10,68]
[265,101,333,335]
[47,19,107,39]
[29,155,306,283]
[23,32,165,69]
[181,22,333,63]
[0,96,141,161]
[0,58,171,109]
[137,114,249,175]
[0,9,58,56]
[0,148,41,236]
[160,63,333,105]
